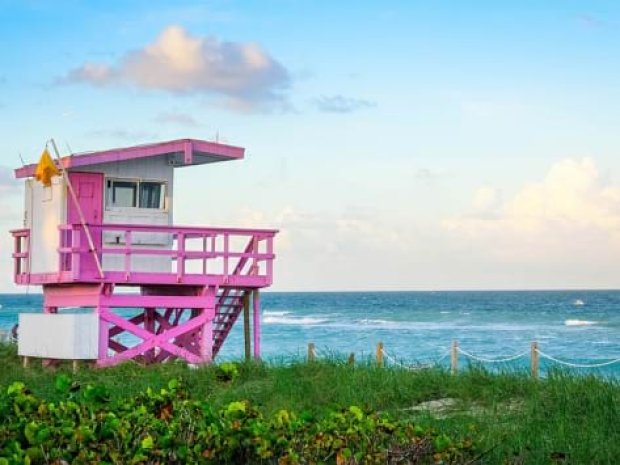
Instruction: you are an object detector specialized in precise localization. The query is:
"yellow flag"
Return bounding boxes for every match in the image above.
[34,148,60,187]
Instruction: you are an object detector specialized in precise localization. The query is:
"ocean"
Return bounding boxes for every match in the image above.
[1,290,619,375]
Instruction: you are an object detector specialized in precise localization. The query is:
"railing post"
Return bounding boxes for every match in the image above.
[25,232,30,275]
[376,342,384,367]
[124,230,132,279]
[251,235,258,275]
[177,232,185,282]
[451,340,459,375]
[531,341,539,379]
[266,236,274,283]
[202,235,208,275]
[71,226,81,278]
[223,233,229,277]
[57,228,63,273]
[14,233,21,277]
[308,342,315,362]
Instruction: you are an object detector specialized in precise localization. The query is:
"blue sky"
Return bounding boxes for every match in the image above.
[1,1,620,291]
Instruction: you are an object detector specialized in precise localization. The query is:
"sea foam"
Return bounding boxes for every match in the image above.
[263,314,327,325]
[564,319,597,327]
[263,311,291,317]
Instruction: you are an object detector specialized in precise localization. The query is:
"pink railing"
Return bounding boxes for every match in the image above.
[11,229,30,280]
[12,224,276,286]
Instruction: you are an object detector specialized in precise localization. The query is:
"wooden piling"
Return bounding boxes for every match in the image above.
[307,342,315,362]
[72,360,79,373]
[530,341,539,379]
[450,340,459,375]
[243,292,251,360]
[376,342,384,367]
[22,356,29,369]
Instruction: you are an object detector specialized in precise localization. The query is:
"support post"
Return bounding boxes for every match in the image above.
[72,360,79,373]
[200,318,213,363]
[22,356,30,369]
[308,342,315,362]
[451,340,459,375]
[376,342,384,367]
[530,341,539,379]
[252,290,261,360]
[98,308,110,362]
[144,308,155,363]
[348,352,355,365]
[243,292,251,360]
[197,286,215,364]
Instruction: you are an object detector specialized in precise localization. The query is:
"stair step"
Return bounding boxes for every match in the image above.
[211,289,251,358]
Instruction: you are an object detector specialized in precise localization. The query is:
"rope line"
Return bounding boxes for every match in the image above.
[382,348,449,370]
[535,349,620,369]
[457,347,529,363]
[434,350,451,363]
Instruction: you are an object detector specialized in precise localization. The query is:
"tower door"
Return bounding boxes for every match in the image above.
[66,172,103,278]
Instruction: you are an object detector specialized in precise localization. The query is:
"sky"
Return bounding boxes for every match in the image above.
[1,0,620,292]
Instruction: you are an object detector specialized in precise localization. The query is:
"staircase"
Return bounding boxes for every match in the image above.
[211,238,258,358]
[212,288,248,357]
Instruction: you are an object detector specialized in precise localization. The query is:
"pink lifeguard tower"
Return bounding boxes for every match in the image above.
[10,139,276,367]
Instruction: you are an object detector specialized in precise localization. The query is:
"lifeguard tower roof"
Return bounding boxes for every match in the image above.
[15,138,244,178]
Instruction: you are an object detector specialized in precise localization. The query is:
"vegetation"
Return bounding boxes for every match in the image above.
[0,343,618,464]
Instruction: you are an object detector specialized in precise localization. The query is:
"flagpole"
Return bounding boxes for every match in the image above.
[49,139,105,280]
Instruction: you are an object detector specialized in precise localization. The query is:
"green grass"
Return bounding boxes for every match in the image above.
[1,343,618,464]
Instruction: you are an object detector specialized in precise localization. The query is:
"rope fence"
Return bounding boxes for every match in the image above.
[4,336,619,377]
[535,349,620,369]
[305,340,620,378]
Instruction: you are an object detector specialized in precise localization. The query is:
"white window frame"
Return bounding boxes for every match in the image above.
[105,177,168,212]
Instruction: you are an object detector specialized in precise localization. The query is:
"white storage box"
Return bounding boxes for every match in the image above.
[18,313,99,359]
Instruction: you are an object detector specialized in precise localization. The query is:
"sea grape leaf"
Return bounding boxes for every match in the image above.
[24,422,38,445]
[55,374,71,394]
[141,435,154,450]
[7,381,25,395]
[226,401,246,415]
[434,433,452,452]
[349,406,363,421]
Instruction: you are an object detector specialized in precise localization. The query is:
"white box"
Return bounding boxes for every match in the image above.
[18,313,99,359]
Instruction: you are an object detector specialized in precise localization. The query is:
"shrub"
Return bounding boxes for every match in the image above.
[0,377,476,464]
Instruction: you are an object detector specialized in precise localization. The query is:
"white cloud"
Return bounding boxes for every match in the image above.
[154,111,200,127]
[444,158,620,262]
[198,205,430,291]
[313,95,376,113]
[471,186,502,215]
[87,128,158,141]
[65,26,290,110]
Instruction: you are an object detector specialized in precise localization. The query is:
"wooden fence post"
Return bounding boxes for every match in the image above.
[348,352,355,365]
[307,342,315,362]
[450,340,459,375]
[376,342,384,367]
[530,341,539,379]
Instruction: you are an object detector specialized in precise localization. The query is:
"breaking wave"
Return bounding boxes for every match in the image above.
[263,311,291,317]
[263,314,328,325]
[564,319,597,327]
